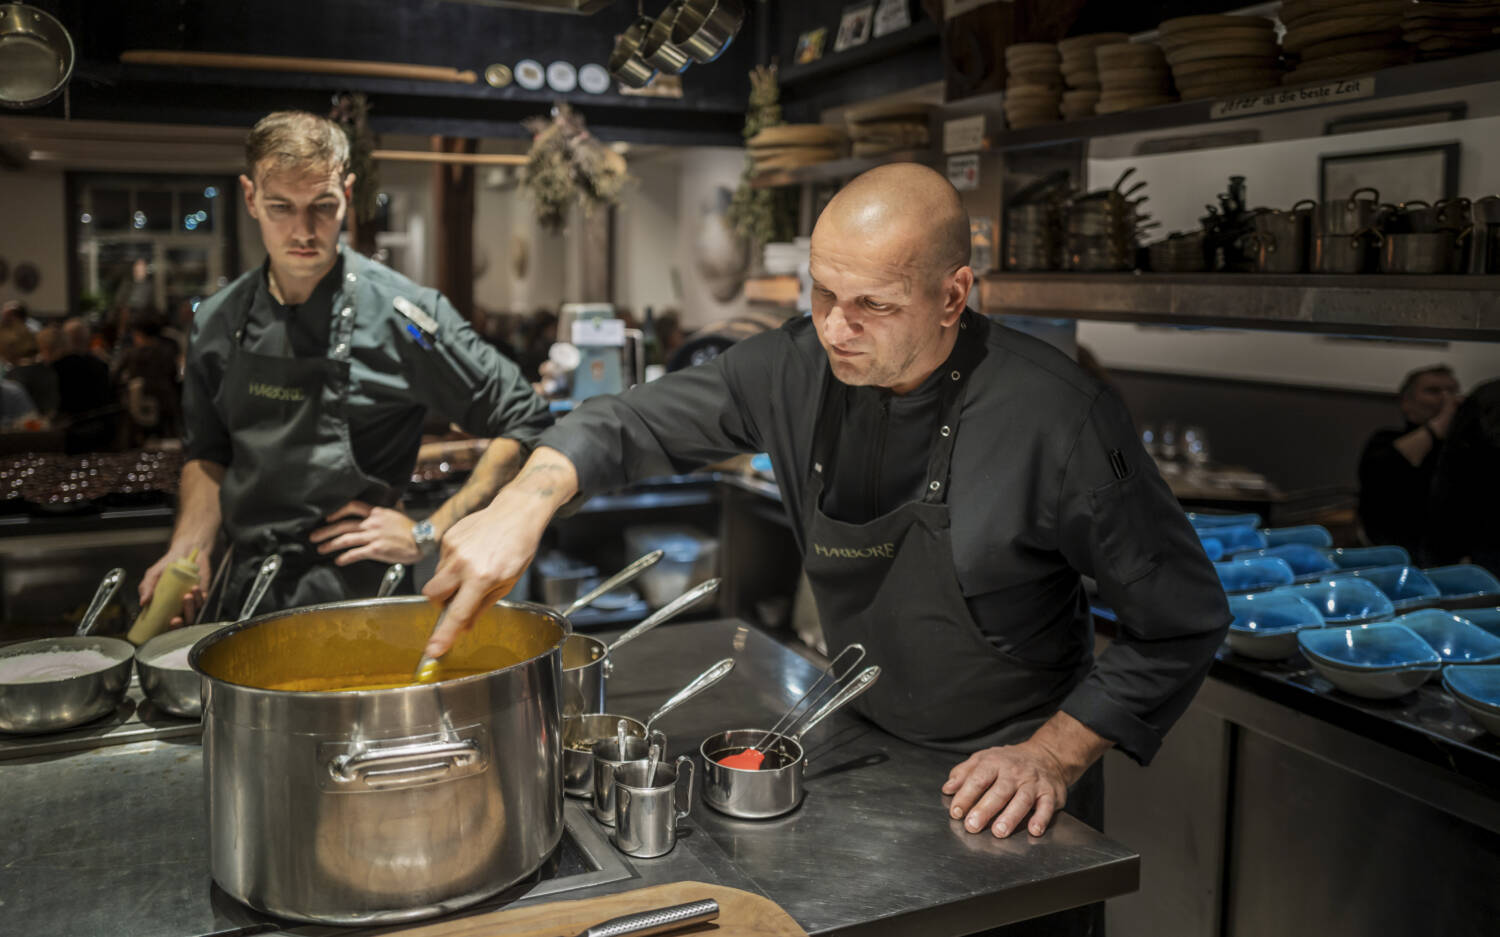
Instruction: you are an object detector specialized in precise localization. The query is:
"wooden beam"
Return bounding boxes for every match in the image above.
[431,135,478,323]
[373,149,526,166]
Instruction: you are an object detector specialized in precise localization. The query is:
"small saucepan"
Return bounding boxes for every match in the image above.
[700,665,881,820]
[561,574,719,717]
[135,554,281,718]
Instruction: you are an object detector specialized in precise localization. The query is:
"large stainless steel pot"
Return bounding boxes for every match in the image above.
[191,597,567,925]
[1311,229,1379,274]
[1380,230,1467,274]
[1470,196,1500,274]
[1244,200,1313,273]
[1314,187,1384,235]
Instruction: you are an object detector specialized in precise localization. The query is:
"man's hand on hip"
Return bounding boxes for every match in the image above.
[941,710,1111,838]
[310,501,421,566]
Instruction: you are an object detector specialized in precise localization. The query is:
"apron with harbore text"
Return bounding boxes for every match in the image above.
[216,252,396,614]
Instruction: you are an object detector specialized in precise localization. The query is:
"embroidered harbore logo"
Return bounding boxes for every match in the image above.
[812,542,895,559]
[247,382,307,402]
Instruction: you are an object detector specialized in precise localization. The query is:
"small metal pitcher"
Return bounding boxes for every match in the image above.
[613,756,696,858]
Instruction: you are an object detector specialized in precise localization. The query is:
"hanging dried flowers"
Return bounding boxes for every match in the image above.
[522,103,630,234]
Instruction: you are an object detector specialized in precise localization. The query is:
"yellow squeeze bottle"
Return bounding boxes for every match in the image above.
[128,548,201,645]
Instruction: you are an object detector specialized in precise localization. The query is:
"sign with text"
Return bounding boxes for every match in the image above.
[943,114,985,154]
[948,154,980,191]
[572,317,626,347]
[1209,76,1377,120]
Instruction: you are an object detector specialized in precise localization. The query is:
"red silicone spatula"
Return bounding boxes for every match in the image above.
[716,643,867,770]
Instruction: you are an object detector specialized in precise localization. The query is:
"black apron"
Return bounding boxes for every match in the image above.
[217,253,396,614]
[802,315,1081,752]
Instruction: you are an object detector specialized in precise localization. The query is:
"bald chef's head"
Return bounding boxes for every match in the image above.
[808,163,974,395]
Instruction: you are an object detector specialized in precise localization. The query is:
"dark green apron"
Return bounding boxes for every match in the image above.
[217,253,396,614]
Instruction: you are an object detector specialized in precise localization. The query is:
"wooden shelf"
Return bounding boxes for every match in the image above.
[966,49,1500,154]
[744,274,799,307]
[980,272,1500,341]
[779,19,941,89]
[749,148,934,189]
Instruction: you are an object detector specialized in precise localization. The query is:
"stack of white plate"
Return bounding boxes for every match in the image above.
[1004,42,1062,128]
[1056,33,1127,119]
[1160,14,1284,101]
[1094,42,1176,113]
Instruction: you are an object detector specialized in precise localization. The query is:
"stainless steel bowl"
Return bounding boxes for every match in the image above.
[135,621,232,718]
[0,636,133,733]
[0,3,75,109]
[670,0,744,64]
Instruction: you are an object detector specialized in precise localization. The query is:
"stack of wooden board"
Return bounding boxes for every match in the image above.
[1004,42,1062,128]
[1280,0,1414,83]
[1401,0,1500,60]
[1160,14,1284,100]
[843,98,932,158]
[747,124,847,172]
[1057,32,1127,118]
[1094,42,1176,113]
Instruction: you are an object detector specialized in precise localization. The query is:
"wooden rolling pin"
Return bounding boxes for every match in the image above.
[120,50,478,84]
[373,150,528,166]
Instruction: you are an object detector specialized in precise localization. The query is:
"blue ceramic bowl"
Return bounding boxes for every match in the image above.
[1342,565,1441,612]
[1262,525,1334,549]
[1462,607,1500,638]
[1423,565,1500,607]
[1298,624,1441,698]
[1187,512,1262,530]
[1197,533,1225,562]
[1226,591,1325,660]
[1206,525,1268,553]
[1215,557,1296,594]
[1234,544,1338,581]
[1442,665,1500,735]
[1274,578,1395,626]
[1392,609,1500,666]
[1326,545,1412,571]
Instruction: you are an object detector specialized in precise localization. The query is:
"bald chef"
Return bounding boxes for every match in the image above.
[426,164,1228,854]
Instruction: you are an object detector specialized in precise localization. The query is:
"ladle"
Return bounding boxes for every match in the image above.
[377,563,405,598]
[561,549,663,617]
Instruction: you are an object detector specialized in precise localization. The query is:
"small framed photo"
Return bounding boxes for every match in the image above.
[794,27,828,65]
[834,3,875,53]
[873,0,911,38]
[1319,142,1459,205]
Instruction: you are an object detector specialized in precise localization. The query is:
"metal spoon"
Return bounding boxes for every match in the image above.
[617,718,629,759]
[562,550,663,617]
[414,606,448,683]
[644,657,735,735]
[605,577,720,655]
[74,568,124,636]
[238,555,281,622]
[377,563,405,598]
[646,740,661,786]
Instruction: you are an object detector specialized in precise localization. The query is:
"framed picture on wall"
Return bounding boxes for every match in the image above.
[834,3,875,53]
[1319,142,1459,205]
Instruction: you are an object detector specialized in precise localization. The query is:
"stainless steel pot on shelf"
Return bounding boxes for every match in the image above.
[1380,230,1468,274]
[1311,228,1380,274]
[191,597,567,925]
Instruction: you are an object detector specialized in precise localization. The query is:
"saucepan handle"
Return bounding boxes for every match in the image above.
[791,665,882,741]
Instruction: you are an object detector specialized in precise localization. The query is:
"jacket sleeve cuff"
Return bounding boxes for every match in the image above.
[1059,680,1162,766]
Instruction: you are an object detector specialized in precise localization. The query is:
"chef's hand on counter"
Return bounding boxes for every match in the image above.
[942,711,1112,839]
[310,502,422,565]
[421,447,581,658]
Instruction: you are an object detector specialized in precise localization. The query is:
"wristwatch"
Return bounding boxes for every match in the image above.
[411,519,438,558]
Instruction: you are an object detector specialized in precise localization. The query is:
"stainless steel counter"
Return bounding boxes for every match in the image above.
[0,619,1139,937]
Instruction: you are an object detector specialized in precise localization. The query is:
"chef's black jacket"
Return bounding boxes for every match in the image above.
[1357,423,1440,559]
[540,313,1230,764]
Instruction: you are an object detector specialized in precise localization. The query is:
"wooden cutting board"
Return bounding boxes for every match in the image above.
[387,881,808,937]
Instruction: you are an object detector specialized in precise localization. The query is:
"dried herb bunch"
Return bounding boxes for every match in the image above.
[329,92,379,225]
[522,103,630,234]
[728,65,798,247]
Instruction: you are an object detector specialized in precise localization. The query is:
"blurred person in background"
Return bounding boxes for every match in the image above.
[1357,364,1461,556]
[115,308,183,444]
[1425,378,1500,575]
[2,323,59,420]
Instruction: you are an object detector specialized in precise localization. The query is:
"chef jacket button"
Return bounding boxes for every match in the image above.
[341,306,353,318]
[940,425,951,437]
[814,461,823,473]
[345,272,357,283]
[950,370,960,381]
[335,343,348,356]
[929,480,941,491]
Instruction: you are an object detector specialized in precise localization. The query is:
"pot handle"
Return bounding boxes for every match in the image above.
[645,657,735,733]
[1290,199,1317,214]
[673,755,695,820]
[607,577,721,654]
[790,666,882,742]
[1455,224,1473,246]
[328,738,483,789]
[1400,199,1431,211]
[1355,226,1383,246]
[1349,186,1380,206]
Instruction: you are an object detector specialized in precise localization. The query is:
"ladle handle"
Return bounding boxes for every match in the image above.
[563,549,664,617]
[645,658,735,733]
[607,577,721,654]
[377,563,405,598]
[238,554,282,621]
[791,666,882,741]
[76,568,124,636]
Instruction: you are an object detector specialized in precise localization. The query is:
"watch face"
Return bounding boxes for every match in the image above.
[578,63,610,94]
[515,59,546,91]
[546,61,578,93]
